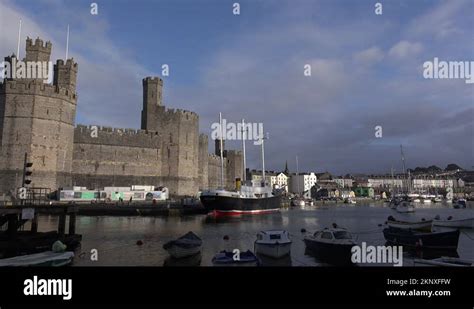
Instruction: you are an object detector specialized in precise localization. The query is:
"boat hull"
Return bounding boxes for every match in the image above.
[433,218,474,229]
[383,228,460,250]
[387,220,433,231]
[165,245,201,259]
[200,194,281,216]
[255,241,291,258]
[304,239,355,266]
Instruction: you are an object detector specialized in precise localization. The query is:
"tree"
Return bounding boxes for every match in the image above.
[445,164,463,171]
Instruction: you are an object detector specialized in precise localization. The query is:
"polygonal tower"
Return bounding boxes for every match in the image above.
[0,37,78,195]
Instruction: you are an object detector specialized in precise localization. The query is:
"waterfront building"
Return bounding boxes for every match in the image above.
[290,172,317,195]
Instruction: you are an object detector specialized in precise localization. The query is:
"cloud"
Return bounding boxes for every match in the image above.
[388,41,423,59]
[353,47,384,65]
[1,0,472,175]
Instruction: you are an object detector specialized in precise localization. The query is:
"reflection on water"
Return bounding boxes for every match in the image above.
[164,253,202,267]
[33,202,474,266]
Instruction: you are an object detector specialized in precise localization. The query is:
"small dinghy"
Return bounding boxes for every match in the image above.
[163,231,202,259]
[303,224,357,266]
[453,199,467,209]
[0,251,74,267]
[386,216,432,231]
[212,250,260,266]
[433,215,474,229]
[383,227,460,250]
[396,201,415,213]
[254,230,292,258]
[414,256,474,267]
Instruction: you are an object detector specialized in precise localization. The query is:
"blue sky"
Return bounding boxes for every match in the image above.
[0,0,473,174]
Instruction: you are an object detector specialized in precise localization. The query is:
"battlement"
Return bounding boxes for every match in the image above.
[74,124,162,148]
[162,107,199,121]
[56,59,78,69]
[199,134,209,142]
[0,79,77,102]
[226,149,243,156]
[208,153,224,163]
[143,76,163,85]
[26,37,52,51]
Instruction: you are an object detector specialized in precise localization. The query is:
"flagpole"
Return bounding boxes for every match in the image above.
[65,24,70,60]
[16,19,22,58]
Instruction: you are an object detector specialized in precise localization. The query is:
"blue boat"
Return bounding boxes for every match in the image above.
[212,250,260,266]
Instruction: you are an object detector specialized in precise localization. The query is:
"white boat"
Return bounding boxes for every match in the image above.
[433,197,442,203]
[433,216,474,229]
[0,251,74,267]
[163,232,202,258]
[414,257,473,267]
[254,230,292,258]
[303,225,357,265]
[413,199,421,203]
[396,201,415,213]
[386,216,432,231]
[291,198,305,207]
[422,199,431,204]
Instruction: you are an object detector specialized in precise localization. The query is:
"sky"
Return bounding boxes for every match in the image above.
[0,0,473,175]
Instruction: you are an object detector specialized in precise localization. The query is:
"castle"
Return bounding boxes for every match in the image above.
[0,37,243,197]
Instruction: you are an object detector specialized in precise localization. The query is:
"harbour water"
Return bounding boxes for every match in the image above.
[34,202,474,266]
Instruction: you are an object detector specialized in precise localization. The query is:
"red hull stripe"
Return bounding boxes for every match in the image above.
[209,209,280,216]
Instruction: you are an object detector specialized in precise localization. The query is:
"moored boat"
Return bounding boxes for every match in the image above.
[433,215,474,229]
[200,116,281,216]
[453,199,467,209]
[303,224,357,266]
[163,231,202,259]
[0,251,74,267]
[212,250,260,266]
[386,216,432,231]
[396,201,415,213]
[254,230,292,258]
[414,256,473,267]
[383,227,460,250]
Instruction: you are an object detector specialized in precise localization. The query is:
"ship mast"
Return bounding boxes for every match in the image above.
[296,155,300,195]
[261,128,266,187]
[241,119,247,185]
[400,145,408,193]
[219,112,225,189]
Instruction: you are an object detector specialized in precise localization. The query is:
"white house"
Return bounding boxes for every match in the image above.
[290,172,317,195]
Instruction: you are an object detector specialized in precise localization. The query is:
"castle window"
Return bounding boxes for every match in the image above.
[168,148,170,158]
[186,133,188,144]
[169,133,172,143]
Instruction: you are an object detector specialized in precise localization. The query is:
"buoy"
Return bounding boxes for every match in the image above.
[223,235,229,240]
[379,223,383,227]
[136,240,143,246]
[300,228,306,233]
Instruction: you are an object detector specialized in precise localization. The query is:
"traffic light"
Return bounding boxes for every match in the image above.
[22,153,33,186]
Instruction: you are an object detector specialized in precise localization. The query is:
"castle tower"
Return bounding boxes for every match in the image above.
[141,76,163,131]
[215,138,225,156]
[54,59,78,92]
[0,37,78,194]
[25,37,52,62]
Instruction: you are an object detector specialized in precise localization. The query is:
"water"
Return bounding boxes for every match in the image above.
[35,203,474,266]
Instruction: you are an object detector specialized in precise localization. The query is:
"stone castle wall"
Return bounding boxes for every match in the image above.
[0,77,77,193]
[71,125,163,189]
[0,37,243,197]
